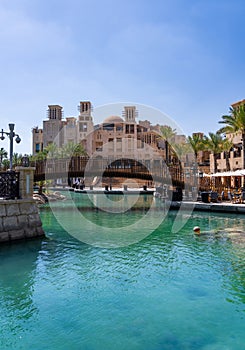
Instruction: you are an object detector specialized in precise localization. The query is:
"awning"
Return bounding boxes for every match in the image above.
[208,170,245,177]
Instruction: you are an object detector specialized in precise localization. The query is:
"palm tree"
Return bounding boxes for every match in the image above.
[2,159,9,171]
[172,142,188,163]
[0,147,8,170]
[218,104,245,169]
[43,143,59,159]
[34,151,47,161]
[203,132,225,173]
[12,153,22,169]
[222,138,233,172]
[158,125,176,164]
[60,142,87,158]
[187,134,204,160]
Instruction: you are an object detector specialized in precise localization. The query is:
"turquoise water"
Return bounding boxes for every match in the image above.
[1,193,245,349]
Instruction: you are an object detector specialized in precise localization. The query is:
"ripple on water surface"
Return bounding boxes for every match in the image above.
[1,197,245,349]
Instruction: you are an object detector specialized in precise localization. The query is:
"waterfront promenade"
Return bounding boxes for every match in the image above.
[46,186,245,214]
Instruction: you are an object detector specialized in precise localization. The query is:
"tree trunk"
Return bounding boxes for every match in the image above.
[214,153,218,174]
[213,153,218,190]
[165,141,169,165]
[243,133,245,169]
[225,152,230,171]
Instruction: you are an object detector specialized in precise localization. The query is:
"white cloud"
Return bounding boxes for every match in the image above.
[0,4,73,60]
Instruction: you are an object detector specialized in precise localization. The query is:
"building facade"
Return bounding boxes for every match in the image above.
[33,101,204,187]
[32,102,169,162]
[32,127,43,155]
[213,99,244,174]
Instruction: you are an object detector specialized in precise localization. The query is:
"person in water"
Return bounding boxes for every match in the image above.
[193,226,201,235]
[193,226,225,237]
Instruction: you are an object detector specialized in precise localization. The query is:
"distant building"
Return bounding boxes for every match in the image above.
[32,126,43,154]
[43,105,64,148]
[87,107,162,161]
[32,101,194,181]
[32,102,168,159]
[214,99,244,174]
[231,98,245,111]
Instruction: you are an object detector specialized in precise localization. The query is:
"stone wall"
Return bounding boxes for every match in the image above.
[0,199,45,243]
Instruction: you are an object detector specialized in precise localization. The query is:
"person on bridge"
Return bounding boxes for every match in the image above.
[75,178,80,189]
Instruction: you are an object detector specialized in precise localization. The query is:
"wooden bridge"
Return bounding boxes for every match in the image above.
[33,156,183,186]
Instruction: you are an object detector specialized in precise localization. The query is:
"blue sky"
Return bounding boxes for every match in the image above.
[0,0,245,154]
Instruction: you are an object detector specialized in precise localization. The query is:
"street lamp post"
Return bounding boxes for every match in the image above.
[0,124,21,171]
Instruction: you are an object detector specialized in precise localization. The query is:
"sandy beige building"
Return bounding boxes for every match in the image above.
[213,99,244,173]
[32,102,167,163]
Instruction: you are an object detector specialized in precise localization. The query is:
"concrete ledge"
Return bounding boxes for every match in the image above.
[170,201,245,213]
[73,189,154,195]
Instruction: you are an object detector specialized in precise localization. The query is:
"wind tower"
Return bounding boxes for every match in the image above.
[77,101,94,154]
[43,105,64,148]
[123,106,138,123]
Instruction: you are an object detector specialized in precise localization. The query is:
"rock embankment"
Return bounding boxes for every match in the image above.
[33,191,66,204]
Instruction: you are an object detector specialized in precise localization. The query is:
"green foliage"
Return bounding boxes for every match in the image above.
[203,132,224,154]
[0,147,8,169]
[159,125,176,141]
[218,105,245,135]
[43,143,59,159]
[171,142,189,162]
[218,104,245,168]
[32,142,87,161]
[12,153,23,168]
[1,159,9,171]
[59,142,87,158]
[158,125,177,164]
[187,134,204,158]
[203,132,232,173]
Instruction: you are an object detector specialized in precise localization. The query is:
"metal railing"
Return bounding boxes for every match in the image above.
[0,171,20,199]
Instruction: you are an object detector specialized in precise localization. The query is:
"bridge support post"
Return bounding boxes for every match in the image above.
[16,166,36,199]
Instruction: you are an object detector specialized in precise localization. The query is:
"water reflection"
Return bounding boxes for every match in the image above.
[0,240,43,348]
[48,193,165,247]
[2,203,245,349]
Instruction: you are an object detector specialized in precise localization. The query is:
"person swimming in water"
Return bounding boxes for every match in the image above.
[193,226,201,235]
[193,226,219,236]
[192,226,235,238]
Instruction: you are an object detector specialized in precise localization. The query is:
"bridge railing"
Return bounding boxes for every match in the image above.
[0,171,20,199]
[33,157,183,185]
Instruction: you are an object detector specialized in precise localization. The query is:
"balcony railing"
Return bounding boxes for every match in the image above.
[0,171,20,199]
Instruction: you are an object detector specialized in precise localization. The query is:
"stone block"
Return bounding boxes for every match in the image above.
[0,217,3,231]
[0,231,9,242]
[36,226,45,236]
[6,204,20,216]
[25,226,44,238]
[0,204,6,217]
[17,215,28,229]
[3,216,18,231]
[20,202,38,215]
[28,214,42,227]
[24,228,36,238]
[9,229,25,241]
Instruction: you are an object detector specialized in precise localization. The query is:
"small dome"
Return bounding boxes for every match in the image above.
[103,115,124,124]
